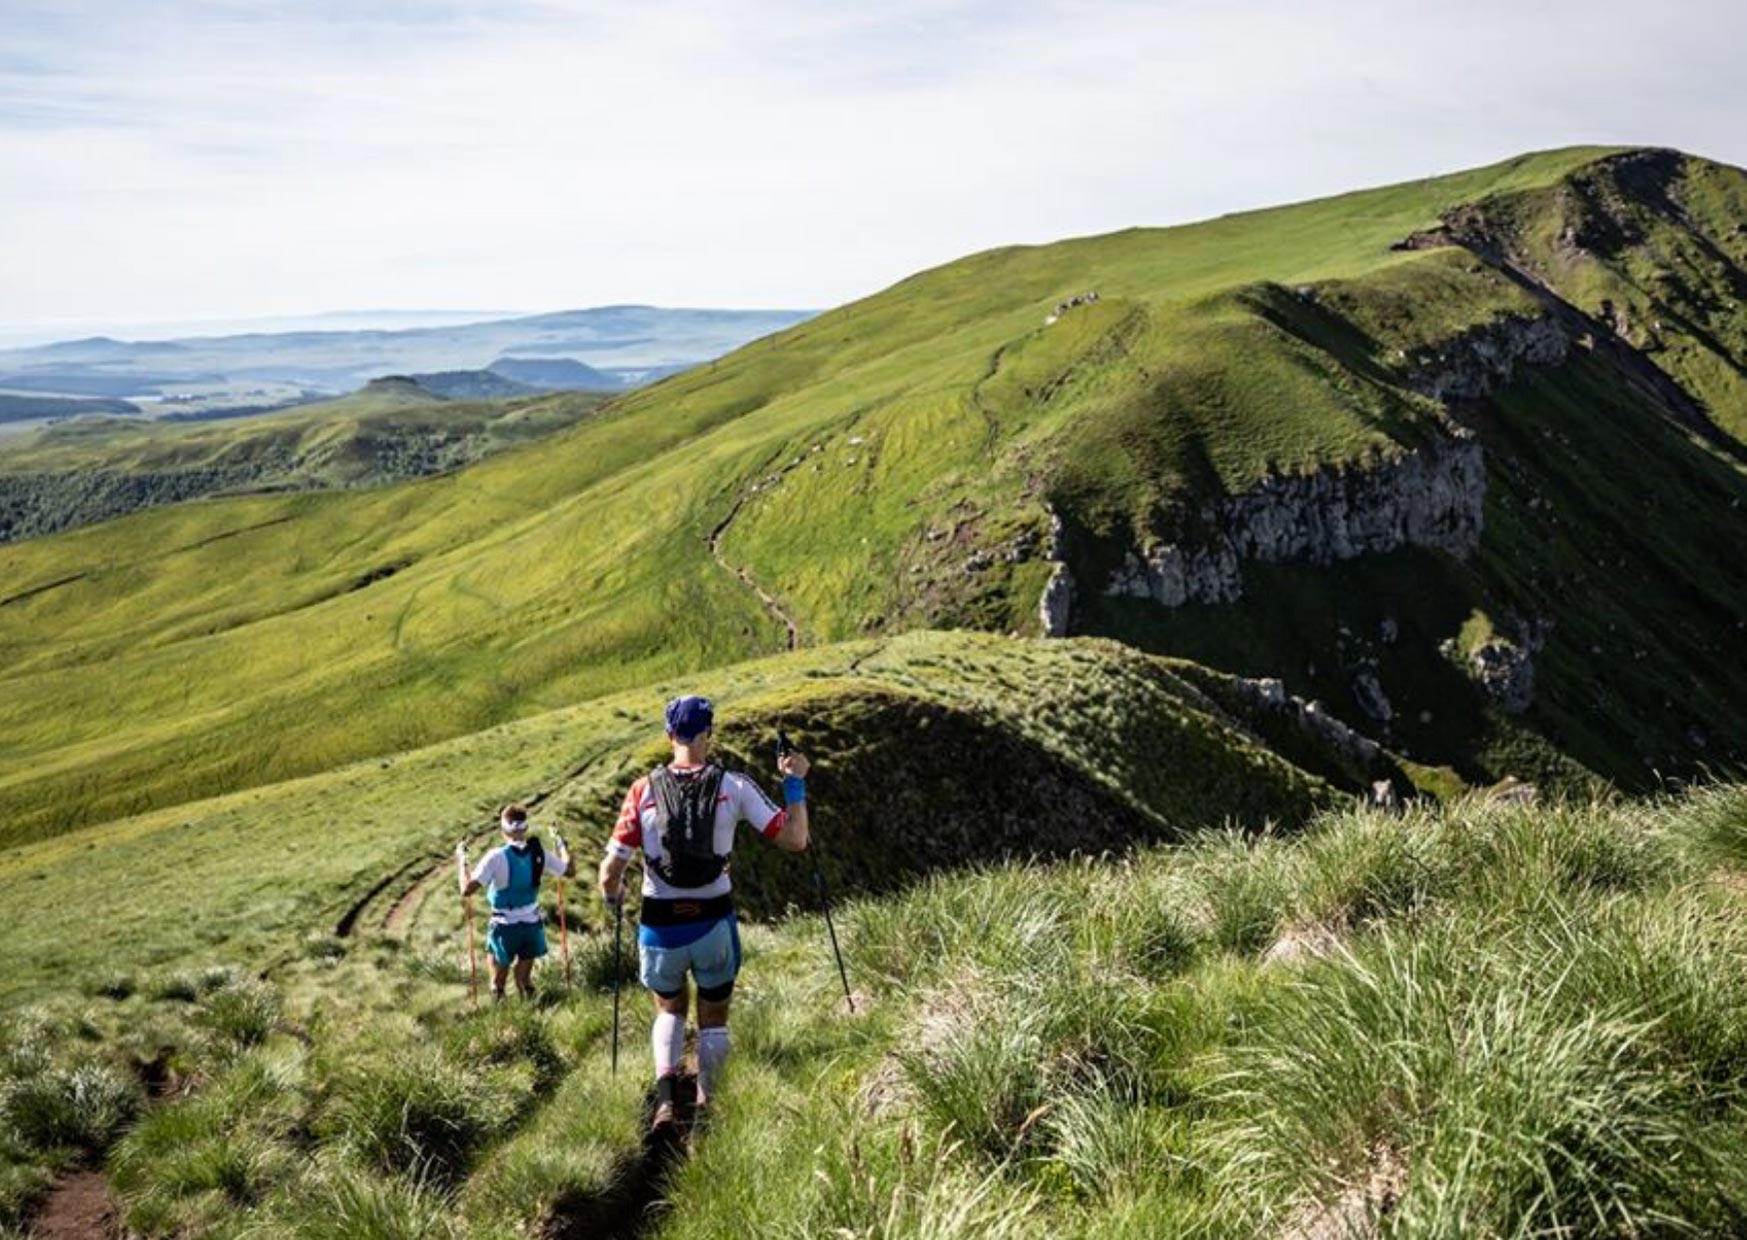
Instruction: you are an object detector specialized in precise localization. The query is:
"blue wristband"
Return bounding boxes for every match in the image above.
[782,775,807,806]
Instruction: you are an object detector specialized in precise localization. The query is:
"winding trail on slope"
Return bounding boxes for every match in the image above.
[707,494,800,651]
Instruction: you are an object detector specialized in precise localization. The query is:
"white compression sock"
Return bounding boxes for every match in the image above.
[696,1026,731,1101]
[652,1011,685,1080]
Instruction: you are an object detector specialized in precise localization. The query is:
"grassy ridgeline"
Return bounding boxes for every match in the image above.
[0,633,1338,1002]
[10,787,1747,1237]
[17,147,1742,843]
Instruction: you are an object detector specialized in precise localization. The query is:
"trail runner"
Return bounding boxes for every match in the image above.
[461,804,571,1001]
[598,695,810,1129]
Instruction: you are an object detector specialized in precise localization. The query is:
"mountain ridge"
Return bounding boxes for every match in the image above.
[0,144,1743,842]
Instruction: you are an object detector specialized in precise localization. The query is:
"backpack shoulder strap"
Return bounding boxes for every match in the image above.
[649,765,684,824]
[528,836,545,888]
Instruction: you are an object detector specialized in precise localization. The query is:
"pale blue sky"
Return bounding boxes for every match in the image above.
[3,0,1744,330]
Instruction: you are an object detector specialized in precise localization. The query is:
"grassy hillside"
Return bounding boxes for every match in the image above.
[0,385,608,542]
[9,777,1747,1237]
[0,632,1347,995]
[2,145,1744,843]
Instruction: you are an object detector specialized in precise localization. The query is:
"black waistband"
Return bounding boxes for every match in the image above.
[640,894,734,927]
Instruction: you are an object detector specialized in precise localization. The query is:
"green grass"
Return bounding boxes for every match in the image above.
[0,631,1339,1002]
[0,386,609,542]
[3,145,1747,1235]
[10,755,1747,1237]
[2,146,1702,842]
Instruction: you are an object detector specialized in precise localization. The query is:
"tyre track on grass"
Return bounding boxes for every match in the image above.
[331,743,625,943]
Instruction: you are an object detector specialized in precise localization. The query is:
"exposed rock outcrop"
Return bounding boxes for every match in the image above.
[1222,674,1410,797]
[1403,313,1567,403]
[1468,637,1535,714]
[1107,435,1485,607]
[1349,666,1394,724]
[1038,508,1074,637]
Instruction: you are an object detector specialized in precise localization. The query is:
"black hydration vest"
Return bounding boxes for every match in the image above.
[648,764,728,888]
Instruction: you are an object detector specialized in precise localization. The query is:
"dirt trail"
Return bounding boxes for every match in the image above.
[29,1170,116,1240]
[333,853,432,938]
[707,495,800,650]
[545,1075,699,1240]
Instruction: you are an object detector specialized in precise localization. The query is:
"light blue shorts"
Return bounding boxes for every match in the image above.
[639,916,742,998]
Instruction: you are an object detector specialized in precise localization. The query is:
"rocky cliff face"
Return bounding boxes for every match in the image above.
[1102,310,1569,609]
[1403,313,1568,403]
[1107,433,1487,607]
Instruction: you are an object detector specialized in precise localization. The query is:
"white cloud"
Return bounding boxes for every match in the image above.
[1,0,1743,326]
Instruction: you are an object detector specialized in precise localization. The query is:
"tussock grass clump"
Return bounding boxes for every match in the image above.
[0,1145,54,1231]
[572,926,637,994]
[192,979,281,1049]
[401,947,466,985]
[1042,1074,1192,1205]
[246,1159,460,1240]
[322,1050,520,1185]
[1673,782,1747,870]
[442,1005,565,1078]
[0,1062,139,1153]
[110,1044,309,1234]
[1211,905,1747,1235]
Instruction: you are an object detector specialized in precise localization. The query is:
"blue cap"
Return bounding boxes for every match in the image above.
[664,695,714,741]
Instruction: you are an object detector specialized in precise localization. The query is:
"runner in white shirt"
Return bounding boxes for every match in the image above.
[461,804,570,1001]
[599,695,810,1128]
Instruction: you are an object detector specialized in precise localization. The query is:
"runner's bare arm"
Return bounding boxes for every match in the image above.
[772,750,810,851]
[599,851,629,902]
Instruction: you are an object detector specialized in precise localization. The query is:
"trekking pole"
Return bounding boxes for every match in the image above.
[610,894,624,1074]
[554,832,573,988]
[814,855,855,1014]
[456,842,479,1010]
[779,730,854,1014]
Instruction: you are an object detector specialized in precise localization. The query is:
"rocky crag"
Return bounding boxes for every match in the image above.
[1104,433,1487,608]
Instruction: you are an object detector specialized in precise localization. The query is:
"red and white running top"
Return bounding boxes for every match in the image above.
[605,765,786,900]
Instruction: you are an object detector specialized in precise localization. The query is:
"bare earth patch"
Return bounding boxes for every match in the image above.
[29,1170,116,1240]
[1263,922,1343,966]
[1280,1143,1409,1240]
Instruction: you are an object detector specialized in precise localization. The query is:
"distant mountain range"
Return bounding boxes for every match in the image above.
[0,304,815,413]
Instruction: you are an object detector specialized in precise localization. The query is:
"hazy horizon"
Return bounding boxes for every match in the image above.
[0,303,827,351]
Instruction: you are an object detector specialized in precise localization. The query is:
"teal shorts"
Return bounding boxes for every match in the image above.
[639,916,741,999]
[485,920,548,966]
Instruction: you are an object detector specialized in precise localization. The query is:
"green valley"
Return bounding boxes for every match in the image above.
[0,383,610,543]
[5,144,1747,1240]
[5,146,1747,846]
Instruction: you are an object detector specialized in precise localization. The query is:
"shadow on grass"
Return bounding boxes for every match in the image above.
[543,1073,698,1240]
